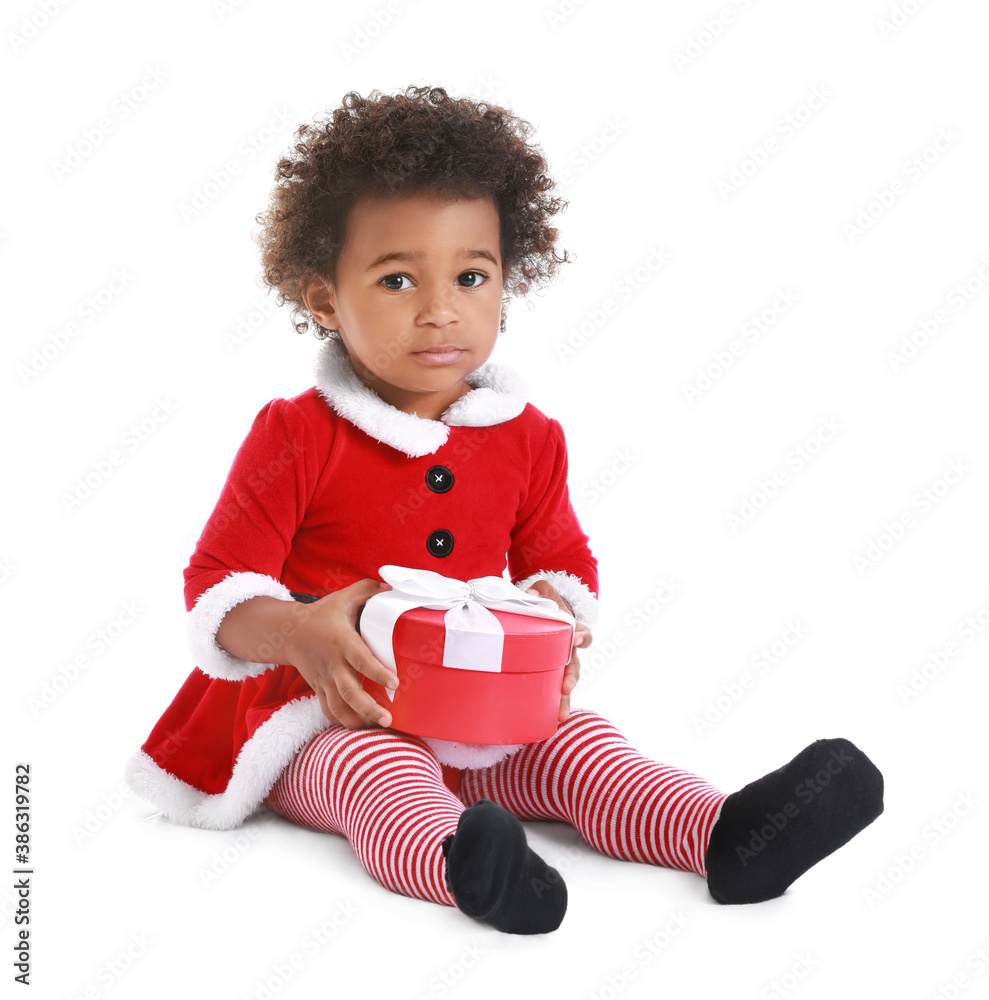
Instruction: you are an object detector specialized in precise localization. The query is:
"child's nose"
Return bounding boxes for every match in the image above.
[417,284,458,324]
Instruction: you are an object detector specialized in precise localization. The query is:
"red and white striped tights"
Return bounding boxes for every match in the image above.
[263,708,728,907]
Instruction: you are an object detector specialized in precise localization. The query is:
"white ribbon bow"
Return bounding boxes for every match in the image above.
[359,565,576,702]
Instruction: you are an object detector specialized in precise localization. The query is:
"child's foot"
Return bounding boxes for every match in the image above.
[704,737,884,904]
[441,799,567,934]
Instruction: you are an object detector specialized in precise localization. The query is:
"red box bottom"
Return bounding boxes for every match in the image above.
[362,656,565,745]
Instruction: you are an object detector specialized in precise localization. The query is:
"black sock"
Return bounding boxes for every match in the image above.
[704,737,884,904]
[441,799,567,934]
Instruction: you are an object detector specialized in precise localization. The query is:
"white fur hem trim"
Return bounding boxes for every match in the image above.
[420,737,526,769]
[124,695,330,830]
[516,570,599,631]
[187,571,295,680]
[313,335,529,458]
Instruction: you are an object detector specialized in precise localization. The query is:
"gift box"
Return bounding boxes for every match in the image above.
[357,565,576,745]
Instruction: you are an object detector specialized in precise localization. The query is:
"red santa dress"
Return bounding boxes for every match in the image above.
[125,335,600,830]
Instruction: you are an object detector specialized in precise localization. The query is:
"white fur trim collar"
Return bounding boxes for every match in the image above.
[313,335,529,458]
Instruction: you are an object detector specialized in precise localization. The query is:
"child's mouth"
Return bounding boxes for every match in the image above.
[414,347,466,365]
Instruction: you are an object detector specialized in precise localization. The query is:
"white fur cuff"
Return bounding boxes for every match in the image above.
[515,569,600,631]
[187,571,295,680]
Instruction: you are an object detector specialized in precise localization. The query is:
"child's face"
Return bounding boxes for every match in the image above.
[307,190,504,420]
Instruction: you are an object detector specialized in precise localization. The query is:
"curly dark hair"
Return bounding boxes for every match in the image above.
[253,85,570,338]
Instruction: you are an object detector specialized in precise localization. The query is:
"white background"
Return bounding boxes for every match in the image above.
[4,1,988,997]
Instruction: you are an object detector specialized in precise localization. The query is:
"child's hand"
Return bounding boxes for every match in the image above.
[524,581,593,725]
[285,578,397,730]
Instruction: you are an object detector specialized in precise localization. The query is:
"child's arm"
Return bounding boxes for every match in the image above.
[508,418,599,721]
[183,397,395,729]
[508,418,600,629]
[214,578,399,729]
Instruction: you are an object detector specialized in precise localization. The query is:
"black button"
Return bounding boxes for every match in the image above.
[427,529,454,557]
[426,465,454,493]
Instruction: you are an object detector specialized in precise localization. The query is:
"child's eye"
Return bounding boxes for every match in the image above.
[380,274,412,291]
[380,271,488,291]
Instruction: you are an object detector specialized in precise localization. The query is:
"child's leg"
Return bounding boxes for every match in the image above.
[265,724,570,933]
[264,725,462,906]
[460,709,884,904]
[459,708,727,876]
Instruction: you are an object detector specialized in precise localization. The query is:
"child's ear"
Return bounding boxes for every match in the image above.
[300,273,340,330]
